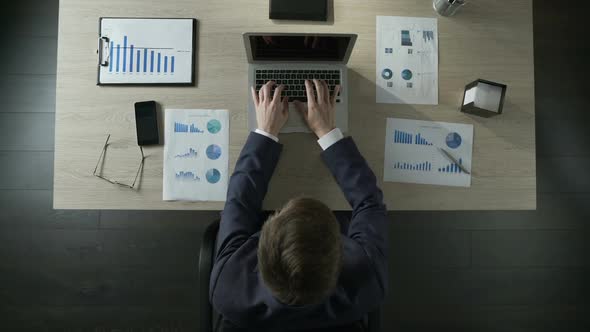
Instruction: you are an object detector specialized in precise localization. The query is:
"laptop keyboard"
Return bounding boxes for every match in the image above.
[255,69,341,103]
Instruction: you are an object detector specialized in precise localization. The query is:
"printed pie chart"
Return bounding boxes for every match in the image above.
[446,132,462,149]
[401,69,413,81]
[207,119,222,134]
[206,168,221,184]
[381,68,393,80]
[206,144,222,160]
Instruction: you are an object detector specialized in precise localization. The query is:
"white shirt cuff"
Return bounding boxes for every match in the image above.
[317,128,344,151]
[254,129,279,142]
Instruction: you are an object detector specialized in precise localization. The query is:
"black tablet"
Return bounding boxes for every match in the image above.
[269,0,328,21]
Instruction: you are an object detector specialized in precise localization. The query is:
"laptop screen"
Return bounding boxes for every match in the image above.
[248,34,353,62]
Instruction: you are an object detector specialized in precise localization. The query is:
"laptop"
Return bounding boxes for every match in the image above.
[244,33,357,133]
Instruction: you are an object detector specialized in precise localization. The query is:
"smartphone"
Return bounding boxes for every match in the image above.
[134,101,159,146]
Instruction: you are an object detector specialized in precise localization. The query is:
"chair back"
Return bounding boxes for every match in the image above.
[197,219,381,332]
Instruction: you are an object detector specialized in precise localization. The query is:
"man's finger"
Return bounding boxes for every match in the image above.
[312,36,319,49]
[313,79,325,104]
[304,80,316,105]
[282,96,289,116]
[251,87,259,107]
[331,85,341,106]
[321,80,330,103]
[263,81,276,102]
[273,84,285,102]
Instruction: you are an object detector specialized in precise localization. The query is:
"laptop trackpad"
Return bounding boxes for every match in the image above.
[281,104,312,133]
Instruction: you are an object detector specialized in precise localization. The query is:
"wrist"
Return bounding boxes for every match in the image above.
[315,127,335,139]
[259,126,279,137]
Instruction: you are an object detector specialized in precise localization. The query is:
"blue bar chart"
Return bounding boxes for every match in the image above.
[385,118,473,187]
[190,124,203,133]
[175,171,200,181]
[394,130,413,144]
[423,30,434,43]
[99,18,194,84]
[438,158,464,174]
[415,133,433,146]
[175,148,198,158]
[393,161,432,171]
[108,35,175,75]
[174,122,204,133]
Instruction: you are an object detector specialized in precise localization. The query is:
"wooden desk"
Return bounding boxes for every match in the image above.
[54,0,535,210]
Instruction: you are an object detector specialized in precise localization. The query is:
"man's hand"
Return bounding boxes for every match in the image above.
[251,81,289,137]
[293,79,341,138]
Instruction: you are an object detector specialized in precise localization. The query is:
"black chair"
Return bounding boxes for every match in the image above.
[198,219,381,332]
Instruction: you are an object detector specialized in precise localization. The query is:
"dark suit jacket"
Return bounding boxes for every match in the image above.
[210,132,389,331]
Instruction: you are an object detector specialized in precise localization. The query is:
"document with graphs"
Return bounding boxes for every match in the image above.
[384,118,473,187]
[376,16,438,105]
[97,18,196,85]
[163,109,229,201]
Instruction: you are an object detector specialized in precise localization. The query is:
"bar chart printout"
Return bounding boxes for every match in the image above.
[98,18,195,84]
[384,118,474,187]
[393,161,432,171]
[163,109,229,201]
[439,159,464,173]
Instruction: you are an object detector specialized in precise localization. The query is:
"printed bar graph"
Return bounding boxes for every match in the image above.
[394,130,413,144]
[190,124,203,133]
[175,148,198,158]
[175,171,200,181]
[105,35,179,76]
[423,30,434,43]
[415,133,433,146]
[175,122,189,133]
[438,158,464,174]
[174,122,204,133]
[393,161,432,171]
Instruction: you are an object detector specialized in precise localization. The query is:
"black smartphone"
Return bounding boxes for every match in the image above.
[134,101,159,146]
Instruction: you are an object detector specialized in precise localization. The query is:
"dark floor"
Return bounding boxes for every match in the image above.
[1,1,589,331]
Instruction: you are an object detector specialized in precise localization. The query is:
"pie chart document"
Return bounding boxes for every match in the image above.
[384,118,474,187]
[376,16,438,105]
[163,109,229,201]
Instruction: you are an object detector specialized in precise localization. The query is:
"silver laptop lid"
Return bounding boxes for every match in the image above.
[243,33,357,64]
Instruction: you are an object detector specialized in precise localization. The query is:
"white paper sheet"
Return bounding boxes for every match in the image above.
[163,109,229,201]
[384,118,473,187]
[99,18,194,84]
[376,16,438,105]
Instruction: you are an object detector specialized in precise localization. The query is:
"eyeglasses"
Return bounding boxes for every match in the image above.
[93,134,145,189]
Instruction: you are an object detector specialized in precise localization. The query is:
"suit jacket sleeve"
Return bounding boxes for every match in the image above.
[211,132,282,286]
[321,137,389,300]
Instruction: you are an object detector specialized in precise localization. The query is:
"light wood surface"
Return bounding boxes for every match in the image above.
[54,0,536,210]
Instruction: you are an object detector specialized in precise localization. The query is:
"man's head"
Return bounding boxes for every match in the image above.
[257,197,342,306]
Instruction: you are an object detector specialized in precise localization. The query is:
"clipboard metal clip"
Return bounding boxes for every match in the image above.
[98,36,110,67]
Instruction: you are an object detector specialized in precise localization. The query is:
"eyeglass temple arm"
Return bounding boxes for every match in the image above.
[131,146,145,188]
[93,134,111,175]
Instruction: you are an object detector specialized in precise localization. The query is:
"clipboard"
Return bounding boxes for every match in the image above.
[97,17,197,86]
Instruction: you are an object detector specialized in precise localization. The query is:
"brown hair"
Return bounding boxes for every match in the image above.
[257,197,342,306]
